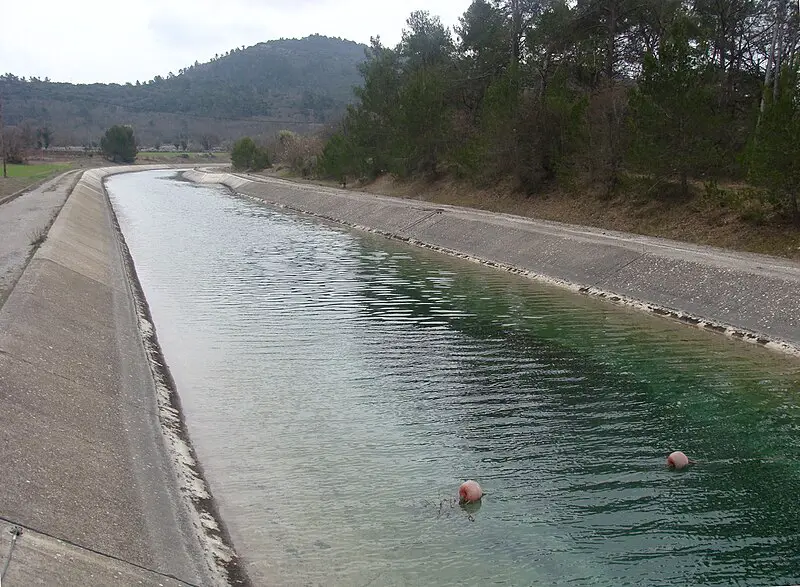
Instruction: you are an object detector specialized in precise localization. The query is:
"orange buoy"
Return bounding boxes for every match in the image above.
[458,480,483,504]
[666,451,690,470]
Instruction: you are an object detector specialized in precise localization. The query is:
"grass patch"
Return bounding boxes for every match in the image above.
[5,163,72,180]
[29,226,49,249]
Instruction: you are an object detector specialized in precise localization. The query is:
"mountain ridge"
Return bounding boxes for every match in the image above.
[0,35,367,148]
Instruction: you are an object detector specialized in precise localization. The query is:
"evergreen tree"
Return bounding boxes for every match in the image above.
[627,18,720,195]
[749,62,800,223]
[231,137,270,171]
[100,125,137,163]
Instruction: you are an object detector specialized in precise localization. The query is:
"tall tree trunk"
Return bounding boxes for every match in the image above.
[605,0,620,194]
[758,0,782,129]
[0,95,6,178]
[511,0,522,68]
[774,0,788,99]
[606,0,617,81]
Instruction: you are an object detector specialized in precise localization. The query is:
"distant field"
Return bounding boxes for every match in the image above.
[6,162,72,179]
[0,163,73,199]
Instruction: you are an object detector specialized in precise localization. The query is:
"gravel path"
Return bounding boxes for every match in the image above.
[0,170,80,304]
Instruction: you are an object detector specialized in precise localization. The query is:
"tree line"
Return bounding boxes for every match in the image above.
[0,36,363,123]
[320,0,800,223]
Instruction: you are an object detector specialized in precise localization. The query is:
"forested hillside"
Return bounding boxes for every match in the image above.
[320,1,800,224]
[0,35,365,147]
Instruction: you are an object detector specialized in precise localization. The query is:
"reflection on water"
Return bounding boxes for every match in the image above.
[108,170,800,586]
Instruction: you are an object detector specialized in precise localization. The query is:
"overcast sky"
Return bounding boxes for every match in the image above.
[1,0,471,84]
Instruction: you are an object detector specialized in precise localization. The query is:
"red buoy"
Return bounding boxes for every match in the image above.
[458,480,483,503]
[667,451,690,470]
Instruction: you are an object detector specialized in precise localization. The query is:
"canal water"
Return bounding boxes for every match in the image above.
[107,170,800,586]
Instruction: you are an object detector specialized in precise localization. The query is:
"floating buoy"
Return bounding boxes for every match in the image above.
[666,451,690,470]
[458,480,483,504]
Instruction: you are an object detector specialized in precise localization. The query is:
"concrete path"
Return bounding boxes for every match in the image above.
[0,171,81,305]
[0,169,221,586]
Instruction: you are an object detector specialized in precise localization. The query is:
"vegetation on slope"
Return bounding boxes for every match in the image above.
[318,1,800,229]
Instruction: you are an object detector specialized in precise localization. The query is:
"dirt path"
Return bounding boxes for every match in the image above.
[0,170,81,305]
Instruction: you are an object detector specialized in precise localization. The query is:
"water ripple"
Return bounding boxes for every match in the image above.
[109,170,800,587]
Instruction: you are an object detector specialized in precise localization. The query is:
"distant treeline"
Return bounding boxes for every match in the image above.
[319,1,800,222]
[0,35,366,146]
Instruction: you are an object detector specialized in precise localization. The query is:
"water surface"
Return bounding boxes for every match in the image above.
[108,170,800,586]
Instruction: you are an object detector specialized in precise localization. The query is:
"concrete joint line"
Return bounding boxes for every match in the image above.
[0,526,22,585]
[594,252,647,288]
[0,516,201,587]
[398,208,444,234]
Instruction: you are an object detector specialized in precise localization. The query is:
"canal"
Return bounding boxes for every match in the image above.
[108,170,800,586]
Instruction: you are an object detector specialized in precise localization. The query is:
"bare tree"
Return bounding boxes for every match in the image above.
[0,94,6,178]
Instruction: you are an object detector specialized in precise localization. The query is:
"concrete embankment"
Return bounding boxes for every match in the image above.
[185,169,800,356]
[0,167,243,586]
[0,170,83,304]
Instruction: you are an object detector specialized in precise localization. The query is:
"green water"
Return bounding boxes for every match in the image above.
[108,170,800,586]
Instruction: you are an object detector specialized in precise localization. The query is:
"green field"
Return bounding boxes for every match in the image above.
[5,162,73,179]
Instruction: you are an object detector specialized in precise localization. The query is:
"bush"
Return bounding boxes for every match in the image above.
[231,137,270,171]
[270,130,324,177]
[748,67,800,224]
[320,132,358,182]
[702,181,776,224]
[100,125,138,163]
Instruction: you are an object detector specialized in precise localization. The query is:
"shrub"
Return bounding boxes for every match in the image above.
[231,137,270,171]
[270,130,324,177]
[100,125,138,163]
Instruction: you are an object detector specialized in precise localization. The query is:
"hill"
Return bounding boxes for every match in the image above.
[0,35,366,148]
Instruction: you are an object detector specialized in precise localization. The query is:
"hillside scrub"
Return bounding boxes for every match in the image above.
[268,130,325,177]
[318,2,800,228]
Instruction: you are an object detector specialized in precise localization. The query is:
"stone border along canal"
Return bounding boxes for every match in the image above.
[1,165,798,586]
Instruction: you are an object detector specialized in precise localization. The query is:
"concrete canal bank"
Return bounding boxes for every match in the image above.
[185,169,800,356]
[0,167,245,586]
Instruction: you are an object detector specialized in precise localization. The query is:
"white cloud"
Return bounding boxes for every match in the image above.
[1,0,471,84]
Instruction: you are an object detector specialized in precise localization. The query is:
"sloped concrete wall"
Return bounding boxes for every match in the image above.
[0,166,239,586]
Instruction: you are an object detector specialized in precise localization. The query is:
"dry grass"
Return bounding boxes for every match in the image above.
[0,177,36,200]
[29,225,49,249]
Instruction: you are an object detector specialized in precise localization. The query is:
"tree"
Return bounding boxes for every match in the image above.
[3,123,35,164]
[230,137,270,171]
[100,125,137,163]
[36,126,52,149]
[627,19,720,195]
[492,0,547,68]
[200,133,218,152]
[749,61,800,223]
[320,131,358,183]
[457,0,510,84]
[400,10,455,69]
